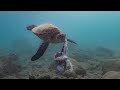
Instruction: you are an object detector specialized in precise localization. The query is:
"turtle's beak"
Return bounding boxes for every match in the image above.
[26,25,36,31]
[26,26,32,31]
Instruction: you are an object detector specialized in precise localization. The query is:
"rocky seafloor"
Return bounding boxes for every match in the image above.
[1,46,120,79]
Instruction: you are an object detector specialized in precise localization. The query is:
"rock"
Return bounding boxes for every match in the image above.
[29,58,87,79]
[38,74,51,79]
[17,68,31,79]
[29,75,35,79]
[78,62,90,70]
[0,53,22,78]
[52,76,61,79]
[28,68,66,79]
[87,60,102,71]
[48,62,56,71]
[85,71,102,79]
[2,75,18,79]
[102,71,120,79]
[102,60,120,74]
[62,70,77,78]
[51,75,67,79]
[70,58,86,76]
[29,68,49,79]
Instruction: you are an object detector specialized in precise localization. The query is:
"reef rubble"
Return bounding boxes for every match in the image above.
[1,46,120,79]
[0,53,22,78]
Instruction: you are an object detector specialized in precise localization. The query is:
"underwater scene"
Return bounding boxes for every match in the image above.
[0,11,120,79]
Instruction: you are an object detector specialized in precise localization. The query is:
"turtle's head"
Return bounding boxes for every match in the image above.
[26,25,37,31]
[56,33,66,42]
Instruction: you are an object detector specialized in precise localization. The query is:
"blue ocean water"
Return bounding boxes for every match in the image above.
[1,11,120,79]
[0,11,120,56]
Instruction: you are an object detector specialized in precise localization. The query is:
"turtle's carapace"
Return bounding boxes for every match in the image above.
[27,23,77,61]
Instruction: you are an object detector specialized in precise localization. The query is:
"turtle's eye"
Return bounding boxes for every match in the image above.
[57,34,65,40]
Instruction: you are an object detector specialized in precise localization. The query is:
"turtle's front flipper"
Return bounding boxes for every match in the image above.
[67,38,77,44]
[31,41,49,61]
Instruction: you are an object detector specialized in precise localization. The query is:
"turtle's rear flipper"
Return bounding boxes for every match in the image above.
[31,42,49,61]
[67,38,77,44]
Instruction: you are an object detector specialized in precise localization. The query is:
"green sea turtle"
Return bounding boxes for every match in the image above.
[26,23,77,61]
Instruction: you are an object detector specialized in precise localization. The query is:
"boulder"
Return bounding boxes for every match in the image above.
[70,58,86,76]
[102,71,120,79]
[102,60,120,74]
